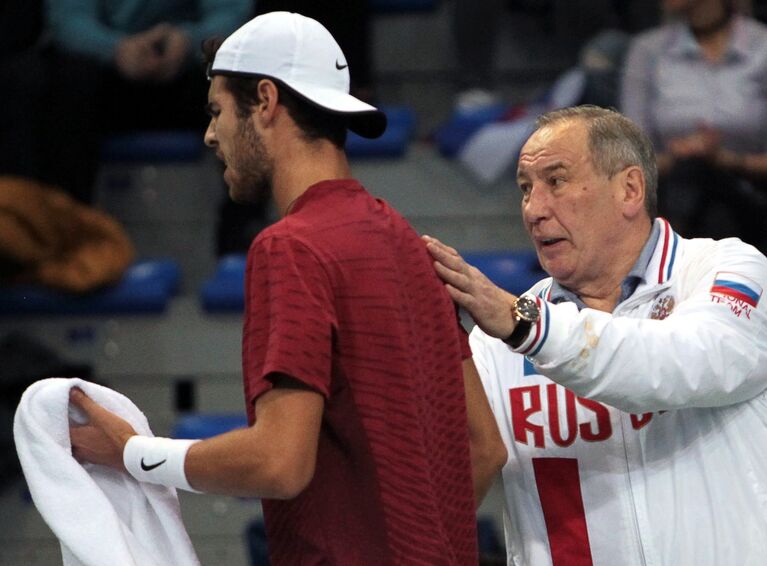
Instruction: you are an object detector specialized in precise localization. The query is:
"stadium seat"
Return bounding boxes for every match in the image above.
[461,249,546,296]
[346,105,417,158]
[433,102,508,158]
[0,259,181,316]
[172,412,248,439]
[200,254,247,313]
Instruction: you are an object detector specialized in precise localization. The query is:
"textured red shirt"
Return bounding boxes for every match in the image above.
[242,180,477,565]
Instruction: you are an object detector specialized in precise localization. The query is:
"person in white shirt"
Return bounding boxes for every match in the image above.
[424,104,767,565]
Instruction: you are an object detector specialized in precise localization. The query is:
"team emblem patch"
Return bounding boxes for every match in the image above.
[710,272,762,307]
[650,295,675,320]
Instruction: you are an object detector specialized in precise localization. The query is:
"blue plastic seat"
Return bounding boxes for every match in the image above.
[346,105,417,159]
[0,259,181,316]
[172,412,248,439]
[100,130,204,163]
[434,103,508,158]
[200,254,247,313]
[461,249,546,296]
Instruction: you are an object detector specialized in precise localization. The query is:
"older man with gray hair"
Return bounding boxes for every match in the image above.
[425,105,767,565]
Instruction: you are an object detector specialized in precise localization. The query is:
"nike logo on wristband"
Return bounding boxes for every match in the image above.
[140,458,167,471]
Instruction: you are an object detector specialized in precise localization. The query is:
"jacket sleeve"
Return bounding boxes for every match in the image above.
[46,0,124,62]
[522,240,767,413]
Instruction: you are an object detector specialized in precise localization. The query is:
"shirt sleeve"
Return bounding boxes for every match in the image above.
[519,241,767,413]
[46,0,251,63]
[46,0,124,62]
[242,233,337,405]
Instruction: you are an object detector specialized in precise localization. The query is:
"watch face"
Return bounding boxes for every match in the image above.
[515,296,540,323]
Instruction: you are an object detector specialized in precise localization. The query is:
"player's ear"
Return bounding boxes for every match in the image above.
[255,79,280,124]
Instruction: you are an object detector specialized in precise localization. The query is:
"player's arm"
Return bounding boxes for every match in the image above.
[463,358,507,506]
[69,374,323,499]
[185,374,323,498]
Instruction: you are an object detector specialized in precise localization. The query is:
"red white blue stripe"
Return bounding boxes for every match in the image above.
[711,272,762,307]
[520,296,549,357]
[657,218,679,284]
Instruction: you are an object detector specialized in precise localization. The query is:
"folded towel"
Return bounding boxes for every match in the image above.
[14,377,200,566]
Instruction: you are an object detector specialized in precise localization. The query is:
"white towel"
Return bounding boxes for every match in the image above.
[14,377,200,566]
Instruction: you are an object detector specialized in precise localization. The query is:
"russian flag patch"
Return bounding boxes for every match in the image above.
[711,272,762,307]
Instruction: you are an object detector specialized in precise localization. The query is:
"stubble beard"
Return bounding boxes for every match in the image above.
[228,116,273,205]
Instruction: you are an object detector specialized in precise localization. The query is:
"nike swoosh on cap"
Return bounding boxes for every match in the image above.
[140,458,167,471]
[335,60,348,70]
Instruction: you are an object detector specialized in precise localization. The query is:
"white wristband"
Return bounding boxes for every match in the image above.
[123,436,201,493]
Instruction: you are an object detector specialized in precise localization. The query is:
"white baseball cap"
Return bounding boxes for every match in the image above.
[210,11,387,139]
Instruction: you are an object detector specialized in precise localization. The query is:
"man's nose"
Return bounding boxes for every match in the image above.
[204,120,216,147]
[522,184,550,224]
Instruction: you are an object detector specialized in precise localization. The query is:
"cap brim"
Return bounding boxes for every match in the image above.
[281,81,388,139]
[347,110,388,139]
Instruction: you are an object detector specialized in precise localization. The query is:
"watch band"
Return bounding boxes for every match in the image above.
[503,319,533,348]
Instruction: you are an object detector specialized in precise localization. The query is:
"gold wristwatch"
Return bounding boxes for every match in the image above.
[503,295,540,348]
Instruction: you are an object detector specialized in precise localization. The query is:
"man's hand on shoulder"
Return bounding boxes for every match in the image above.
[422,235,516,339]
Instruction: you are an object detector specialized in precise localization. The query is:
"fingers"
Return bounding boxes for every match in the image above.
[423,237,469,277]
[69,424,90,462]
[69,387,110,426]
[433,259,471,293]
[444,283,475,308]
[422,235,460,258]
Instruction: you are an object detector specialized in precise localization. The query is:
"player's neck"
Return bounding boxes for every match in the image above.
[272,141,351,217]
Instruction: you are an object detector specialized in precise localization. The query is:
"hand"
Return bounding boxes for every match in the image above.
[422,235,516,339]
[114,33,163,80]
[155,26,191,82]
[667,126,721,161]
[69,388,137,471]
[138,24,190,83]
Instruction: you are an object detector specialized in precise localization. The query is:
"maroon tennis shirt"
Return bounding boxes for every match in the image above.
[242,179,477,565]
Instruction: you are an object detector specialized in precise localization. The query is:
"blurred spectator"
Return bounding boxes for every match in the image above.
[42,0,252,204]
[450,0,657,113]
[621,0,767,251]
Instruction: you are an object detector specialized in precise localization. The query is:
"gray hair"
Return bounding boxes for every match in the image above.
[534,105,658,218]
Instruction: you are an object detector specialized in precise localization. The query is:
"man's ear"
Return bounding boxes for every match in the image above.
[255,79,280,124]
[621,165,646,218]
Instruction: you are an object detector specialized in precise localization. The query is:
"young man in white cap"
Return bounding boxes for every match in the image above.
[69,11,506,565]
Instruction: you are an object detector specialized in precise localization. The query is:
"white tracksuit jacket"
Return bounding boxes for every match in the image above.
[471,218,767,566]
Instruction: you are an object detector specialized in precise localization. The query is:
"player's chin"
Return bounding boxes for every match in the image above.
[224,170,245,201]
[228,177,269,205]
